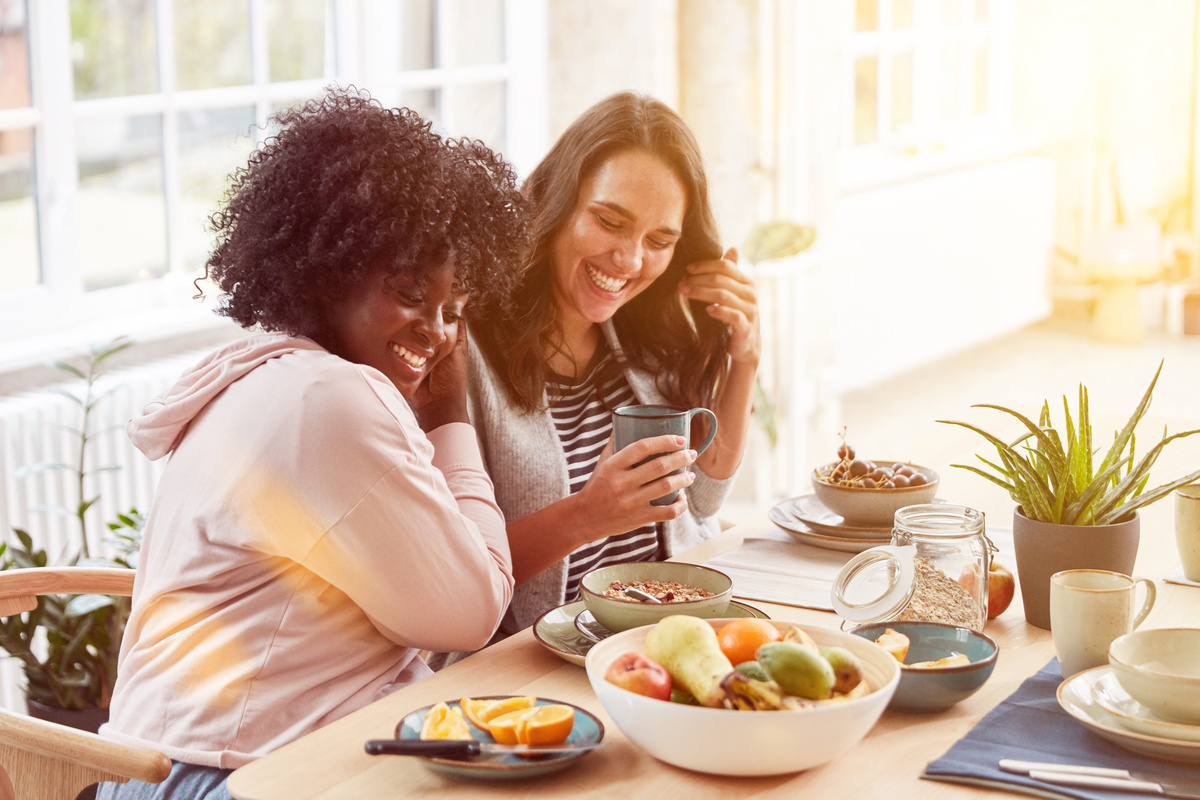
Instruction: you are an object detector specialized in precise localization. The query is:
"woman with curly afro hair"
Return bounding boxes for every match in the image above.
[96,86,528,800]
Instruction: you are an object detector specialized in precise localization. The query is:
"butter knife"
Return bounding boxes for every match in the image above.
[365,739,603,758]
[1000,759,1200,799]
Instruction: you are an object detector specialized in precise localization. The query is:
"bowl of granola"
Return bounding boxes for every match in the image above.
[580,562,733,633]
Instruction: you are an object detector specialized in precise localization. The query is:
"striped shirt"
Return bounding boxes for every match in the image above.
[552,349,662,603]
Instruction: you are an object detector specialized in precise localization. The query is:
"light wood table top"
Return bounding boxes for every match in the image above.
[228,497,1198,799]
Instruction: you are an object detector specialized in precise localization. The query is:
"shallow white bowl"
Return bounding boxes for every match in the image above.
[1109,628,1200,725]
[584,619,899,776]
[580,562,733,633]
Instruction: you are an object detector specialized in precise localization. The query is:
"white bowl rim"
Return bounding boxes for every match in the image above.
[811,462,940,493]
[580,561,734,609]
[1109,628,1200,683]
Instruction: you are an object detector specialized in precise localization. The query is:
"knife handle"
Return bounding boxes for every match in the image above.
[365,739,481,757]
[1029,770,1164,795]
[999,759,1130,779]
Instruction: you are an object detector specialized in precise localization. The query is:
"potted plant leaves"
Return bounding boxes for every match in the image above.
[0,338,143,732]
[938,361,1200,629]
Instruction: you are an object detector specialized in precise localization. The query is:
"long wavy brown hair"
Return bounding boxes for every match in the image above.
[472,91,728,412]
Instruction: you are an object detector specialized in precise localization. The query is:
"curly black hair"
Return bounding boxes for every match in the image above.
[203,85,528,343]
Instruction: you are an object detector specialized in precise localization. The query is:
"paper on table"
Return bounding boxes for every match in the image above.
[702,527,851,611]
[1165,565,1200,588]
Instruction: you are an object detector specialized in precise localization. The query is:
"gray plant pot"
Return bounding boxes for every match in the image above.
[1012,506,1140,630]
[25,697,109,735]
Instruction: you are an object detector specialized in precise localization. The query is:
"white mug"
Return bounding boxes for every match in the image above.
[1175,484,1200,582]
[1050,569,1156,679]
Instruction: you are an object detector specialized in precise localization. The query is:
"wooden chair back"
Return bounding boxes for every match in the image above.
[0,568,171,800]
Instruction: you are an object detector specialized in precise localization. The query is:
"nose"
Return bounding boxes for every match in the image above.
[413,309,449,347]
[612,237,644,273]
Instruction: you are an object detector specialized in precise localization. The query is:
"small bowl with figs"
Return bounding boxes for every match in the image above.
[811,438,938,527]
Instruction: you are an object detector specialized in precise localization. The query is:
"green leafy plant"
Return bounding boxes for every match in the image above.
[938,362,1200,525]
[0,338,143,712]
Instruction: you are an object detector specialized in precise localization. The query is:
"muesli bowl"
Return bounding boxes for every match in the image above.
[811,461,939,527]
[580,562,733,633]
[584,619,899,776]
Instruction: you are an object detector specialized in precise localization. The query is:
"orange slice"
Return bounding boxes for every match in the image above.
[460,696,537,731]
[419,701,473,741]
[486,704,575,745]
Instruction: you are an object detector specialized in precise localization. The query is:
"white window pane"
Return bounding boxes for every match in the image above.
[443,0,504,67]
[974,0,990,23]
[70,0,159,100]
[267,0,325,82]
[75,114,166,291]
[0,130,38,292]
[942,0,962,25]
[401,89,440,128]
[890,51,913,132]
[402,0,436,71]
[854,57,878,145]
[939,46,961,121]
[856,0,878,32]
[449,82,505,151]
[892,0,914,28]
[972,42,989,115]
[1,0,30,109]
[174,0,251,90]
[178,106,256,272]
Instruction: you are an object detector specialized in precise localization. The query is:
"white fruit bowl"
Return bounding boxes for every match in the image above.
[584,619,899,776]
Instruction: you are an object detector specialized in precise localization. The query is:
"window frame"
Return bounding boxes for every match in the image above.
[0,0,547,371]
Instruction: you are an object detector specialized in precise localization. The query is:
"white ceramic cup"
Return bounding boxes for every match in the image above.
[1049,569,1156,679]
[1175,484,1200,582]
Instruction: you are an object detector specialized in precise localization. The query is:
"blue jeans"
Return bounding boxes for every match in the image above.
[95,761,233,800]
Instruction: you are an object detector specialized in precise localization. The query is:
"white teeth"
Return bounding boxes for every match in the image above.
[585,263,628,293]
[390,342,427,368]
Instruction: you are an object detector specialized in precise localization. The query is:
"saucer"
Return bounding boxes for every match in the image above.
[1091,668,1200,743]
[770,495,895,539]
[394,696,603,779]
[534,599,770,666]
[1057,666,1200,763]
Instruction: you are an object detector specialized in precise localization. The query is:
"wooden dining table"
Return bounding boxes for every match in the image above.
[227,490,1198,799]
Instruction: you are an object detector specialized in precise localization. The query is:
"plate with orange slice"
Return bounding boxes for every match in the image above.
[394,695,604,778]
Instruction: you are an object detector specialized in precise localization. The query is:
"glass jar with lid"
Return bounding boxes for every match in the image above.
[831,504,993,631]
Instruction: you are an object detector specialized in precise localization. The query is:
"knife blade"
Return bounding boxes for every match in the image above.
[999,759,1200,799]
[364,739,603,758]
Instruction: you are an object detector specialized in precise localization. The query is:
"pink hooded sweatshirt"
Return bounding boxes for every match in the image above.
[101,333,513,768]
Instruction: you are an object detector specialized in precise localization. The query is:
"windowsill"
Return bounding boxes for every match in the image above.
[838,137,1051,195]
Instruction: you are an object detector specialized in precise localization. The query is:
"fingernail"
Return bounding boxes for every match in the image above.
[687,471,697,482]
[675,436,687,446]
[688,449,698,460]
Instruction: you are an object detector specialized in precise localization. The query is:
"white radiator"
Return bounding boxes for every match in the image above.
[0,349,204,712]
[831,156,1056,391]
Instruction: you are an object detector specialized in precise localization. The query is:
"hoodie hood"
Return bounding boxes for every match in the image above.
[129,334,326,460]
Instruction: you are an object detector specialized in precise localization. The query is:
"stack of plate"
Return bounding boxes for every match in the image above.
[1057,666,1200,763]
[768,494,896,552]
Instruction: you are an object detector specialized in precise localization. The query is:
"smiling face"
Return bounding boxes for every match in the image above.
[549,148,687,332]
[324,258,466,398]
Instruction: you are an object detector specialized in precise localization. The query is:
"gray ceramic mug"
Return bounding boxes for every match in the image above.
[612,404,718,505]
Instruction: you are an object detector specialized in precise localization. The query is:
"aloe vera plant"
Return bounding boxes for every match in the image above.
[938,362,1200,525]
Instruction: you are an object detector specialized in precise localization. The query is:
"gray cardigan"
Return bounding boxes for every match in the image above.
[427,322,735,668]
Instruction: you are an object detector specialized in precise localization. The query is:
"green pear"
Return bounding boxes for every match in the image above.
[644,615,734,708]
[819,645,865,694]
[757,641,836,700]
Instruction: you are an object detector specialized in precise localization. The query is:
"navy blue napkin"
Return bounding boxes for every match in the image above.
[922,658,1199,799]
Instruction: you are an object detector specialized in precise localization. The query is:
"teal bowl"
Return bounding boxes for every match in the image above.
[850,621,998,713]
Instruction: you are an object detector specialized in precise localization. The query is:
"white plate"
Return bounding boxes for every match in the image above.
[1091,668,1200,743]
[771,495,895,538]
[533,599,770,667]
[1057,666,1200,763]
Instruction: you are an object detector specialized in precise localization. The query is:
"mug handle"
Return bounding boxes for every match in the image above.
[686,408,719,457]
[1131,576,1157,629]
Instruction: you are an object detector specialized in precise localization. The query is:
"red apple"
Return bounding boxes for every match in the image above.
[604,651,672,701]
[987,561,1015,618]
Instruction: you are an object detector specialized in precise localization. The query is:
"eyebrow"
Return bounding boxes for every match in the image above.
[595,201,682,238]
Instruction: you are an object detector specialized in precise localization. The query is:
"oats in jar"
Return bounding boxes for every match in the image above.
[605,580,715,603]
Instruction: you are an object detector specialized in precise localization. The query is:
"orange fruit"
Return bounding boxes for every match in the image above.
[419,702,473,741]
[460,696,537,731]
[717,618,782,666]
[486,704,575,745]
